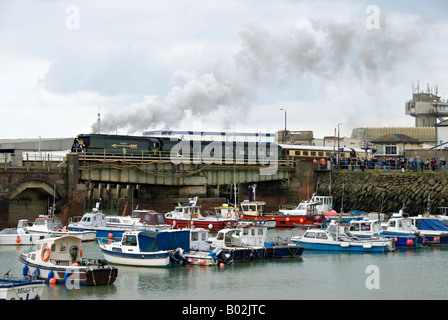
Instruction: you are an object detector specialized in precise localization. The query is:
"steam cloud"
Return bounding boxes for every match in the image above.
[92,67,254,134]
[94,17,424,134]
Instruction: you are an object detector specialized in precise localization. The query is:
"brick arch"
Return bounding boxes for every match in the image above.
[9,173,66,200]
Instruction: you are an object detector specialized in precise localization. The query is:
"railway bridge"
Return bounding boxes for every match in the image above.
[0,152,315,228]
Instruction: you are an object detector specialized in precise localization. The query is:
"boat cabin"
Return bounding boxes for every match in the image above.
[211,224,268,248]
[383,211,416,233]
[349,219,382,236]
[166,204,202,219]
[301,229,331,241]
[189,228,212,251]
[27,236,83,265]
[214,205,240,220]
[105,215,142,227]
[240,200,266,217]
[132,209,168,226]
[71,212,107,228]
[30,215,64,232]
[113,229,190,253]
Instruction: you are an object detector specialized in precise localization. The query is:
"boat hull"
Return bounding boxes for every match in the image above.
[68,227,126,239]
[19,255,117,286]
[379,233,424,248]
[99,247,173,267]
[166,218,236,231]
[241,215,322,228]
[292,240,392,252]
[0,278,45,300]
[0,233,47,245]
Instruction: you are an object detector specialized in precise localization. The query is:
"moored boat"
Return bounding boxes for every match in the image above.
[0,220,48,245]
[240,187,324,228]
[27,209,96,242]
[208,222,303,261]
[349,218,424,248]
[98,229,190,267]
[184,228,234,266]
[291,220,395,252]
[19,235,118,286]
[0,275,45,300]
[68,203,150,239]
[165,197,237,231]
[132,209,171,229]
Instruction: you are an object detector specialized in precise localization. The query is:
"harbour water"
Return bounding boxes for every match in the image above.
[1,228,448,302]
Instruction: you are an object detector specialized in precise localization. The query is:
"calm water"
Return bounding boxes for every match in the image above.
[2,228,448,301]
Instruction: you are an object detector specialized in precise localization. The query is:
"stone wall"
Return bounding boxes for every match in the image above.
[315,171,448,216]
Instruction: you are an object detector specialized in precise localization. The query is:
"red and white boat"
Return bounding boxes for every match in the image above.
[165,197,238,231]
[239,187,328,228]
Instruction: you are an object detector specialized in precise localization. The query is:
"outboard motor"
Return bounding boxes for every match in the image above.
[212,248,234,265]
[170,248,188,265]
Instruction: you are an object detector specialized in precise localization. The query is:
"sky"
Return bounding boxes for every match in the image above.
[1,0,448,140]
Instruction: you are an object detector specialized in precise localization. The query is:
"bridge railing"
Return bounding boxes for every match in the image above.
[1,152,66,171]
[77,151,295,167]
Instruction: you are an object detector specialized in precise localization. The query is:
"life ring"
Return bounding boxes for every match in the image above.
[235,210,240,218]
[41,247,51,262]
[227,211,232,218]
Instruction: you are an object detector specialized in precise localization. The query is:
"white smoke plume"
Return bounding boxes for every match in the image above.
[234,18,425,83]
[92,66,255,134]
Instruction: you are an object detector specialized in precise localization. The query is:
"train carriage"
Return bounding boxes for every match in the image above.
[280,144,371,162]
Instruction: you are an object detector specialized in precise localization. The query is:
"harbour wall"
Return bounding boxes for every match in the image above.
[314,170,448,216]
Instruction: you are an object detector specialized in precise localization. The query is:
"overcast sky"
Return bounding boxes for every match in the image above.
[1,0,447,139]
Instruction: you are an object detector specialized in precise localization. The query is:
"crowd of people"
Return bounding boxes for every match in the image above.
[315,156,447,172]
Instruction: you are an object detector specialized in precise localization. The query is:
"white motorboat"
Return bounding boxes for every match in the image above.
[26,207,96,242]
[184,228,234,266]
[291,220,395,252]
[0,220,48,245]
[68,203,150,239]
[208,222,303,261]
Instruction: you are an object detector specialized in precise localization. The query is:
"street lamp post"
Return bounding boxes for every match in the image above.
[280,108,287,144]
[434,100,438,160]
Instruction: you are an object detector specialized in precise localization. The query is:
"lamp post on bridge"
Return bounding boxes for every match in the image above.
[280,108,287,144]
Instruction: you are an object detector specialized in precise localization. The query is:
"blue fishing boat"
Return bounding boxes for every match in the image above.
[380,210,426,247]
[291,221,395,252]
[98,229,190,267]
[410,217,448,246]
[349,217,424,248]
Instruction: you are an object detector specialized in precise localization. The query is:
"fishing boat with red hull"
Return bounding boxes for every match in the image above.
[239,186,325,228]
[165,197,239,231]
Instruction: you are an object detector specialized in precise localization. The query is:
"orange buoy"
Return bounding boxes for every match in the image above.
[406,239,414,247]
[108,233,113,238]
[16,237,21,243]
[49,278,57,285]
